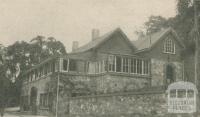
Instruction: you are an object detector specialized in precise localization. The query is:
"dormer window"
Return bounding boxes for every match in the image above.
[164,37,175,54]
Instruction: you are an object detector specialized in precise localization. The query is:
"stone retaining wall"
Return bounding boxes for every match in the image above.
[57,90,169,117]
[63,73,151,94]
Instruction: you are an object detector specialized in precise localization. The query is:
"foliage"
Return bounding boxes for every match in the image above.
[0,36,67,107]
[0,64,10,107]
[136,0,196,54]
[144,16,169,34]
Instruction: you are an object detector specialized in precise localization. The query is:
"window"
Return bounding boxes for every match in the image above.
[143,60,149,75]
[55,60,59,72]
[108,55,149,75]
[69,59,77,71]
[88,60,105,74]
[122,57,129,73]
[137,59,142,74]
[100,61,106,73]
[95,62,99,73]
[116,56,122,72]
[164,37,175,54]
[130,58,137,74]
[88,62,95,74]
[108,55,116,72]
[63,59,68,71]
[166,65,174,84]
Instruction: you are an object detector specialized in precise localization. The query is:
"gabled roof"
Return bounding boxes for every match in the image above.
[132,27,185,53]
[72,28,136,53]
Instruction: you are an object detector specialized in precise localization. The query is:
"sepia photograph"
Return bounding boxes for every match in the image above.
[0,0,199,117]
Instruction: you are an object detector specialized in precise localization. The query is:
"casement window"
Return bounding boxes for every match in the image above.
[63,59,69,71]
[166,65,174,84]
[95,62,99,73]
[88,60,105,74]
[108,55,116,72]
[55,60,59,72]
[100,61,106,73]
[164,37,175,54]
[108,55,149,75]
[137,59,142,74]
[143,60,149,75]
[122,57,129,73]
[98,60,106,73]
[130,58,137,74]
[88,62,95,74]
[116,56,122,72]
[69,59,77,71]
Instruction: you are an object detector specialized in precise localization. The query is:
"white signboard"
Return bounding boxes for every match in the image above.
[168,98,196,113]
[167,81,197,114]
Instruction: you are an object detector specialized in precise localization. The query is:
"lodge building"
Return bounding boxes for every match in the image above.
[20,27,188,116]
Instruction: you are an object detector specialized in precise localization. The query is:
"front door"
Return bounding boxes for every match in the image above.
[166,65,175,85]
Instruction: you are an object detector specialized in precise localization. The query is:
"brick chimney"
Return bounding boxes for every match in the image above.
[72,41,79,52]
[92,29,100,41]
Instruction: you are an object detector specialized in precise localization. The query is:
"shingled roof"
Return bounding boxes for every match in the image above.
[132,27,185,53]
[72,28,136,53]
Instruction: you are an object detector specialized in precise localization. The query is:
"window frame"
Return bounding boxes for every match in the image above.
[163,37,175,54]
[62,59,69,72]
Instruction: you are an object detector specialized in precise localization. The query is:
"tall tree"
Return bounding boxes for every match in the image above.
[144,16,169,34]
[30,35,45,63]
[2,36,67,108]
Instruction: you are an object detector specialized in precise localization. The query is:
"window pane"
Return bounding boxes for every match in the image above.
[137,59,142,74]
[122,58,129,73]
[63,59,68,71]
[116,56,121,72]
[164,38,175,53]
[143,60,149,75]
[166,65,174,82]
[130,59,134,73]
[108,55,115,72]
[69,59,77,71]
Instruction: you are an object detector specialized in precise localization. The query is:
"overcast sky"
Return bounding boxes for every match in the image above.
[0,0,177,52]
